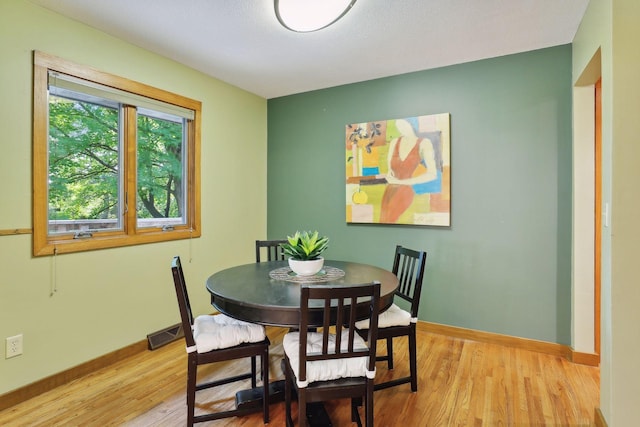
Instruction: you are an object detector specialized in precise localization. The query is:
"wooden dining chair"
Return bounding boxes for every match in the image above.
[170,256,271,426]
[355,245,427,392]
[283,282,381,427]
[255,239,288,262]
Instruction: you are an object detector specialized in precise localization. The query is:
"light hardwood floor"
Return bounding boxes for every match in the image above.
[0,327,599,426]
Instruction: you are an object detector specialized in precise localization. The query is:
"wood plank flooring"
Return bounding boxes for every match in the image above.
[0,327,599,426]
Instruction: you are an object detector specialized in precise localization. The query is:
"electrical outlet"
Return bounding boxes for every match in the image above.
[6,334,23,359]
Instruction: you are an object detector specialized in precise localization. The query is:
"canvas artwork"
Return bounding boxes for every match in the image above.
[346,113,451,226]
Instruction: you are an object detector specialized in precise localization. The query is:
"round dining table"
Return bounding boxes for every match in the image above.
[206,259,399,328]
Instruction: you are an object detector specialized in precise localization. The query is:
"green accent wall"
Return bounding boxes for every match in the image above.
[267,45,573,344]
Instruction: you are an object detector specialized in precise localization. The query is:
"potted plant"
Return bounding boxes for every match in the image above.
[281,230,329,276]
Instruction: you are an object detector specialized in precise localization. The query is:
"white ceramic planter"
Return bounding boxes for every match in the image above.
[288,257,324,276]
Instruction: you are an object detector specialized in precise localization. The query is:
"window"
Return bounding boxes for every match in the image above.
[33,51,201,256]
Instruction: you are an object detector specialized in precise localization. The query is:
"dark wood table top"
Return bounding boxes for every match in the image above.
[206,260,398,328]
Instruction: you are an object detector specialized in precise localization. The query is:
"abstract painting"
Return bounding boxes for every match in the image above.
[346,113,450,226]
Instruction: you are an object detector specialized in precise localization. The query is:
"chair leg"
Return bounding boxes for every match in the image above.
[251,355,257,389]
[298,388,307,427]
[261,348,270,424]
[387,337,394,369]
[365,380,374,427]
[351,397,363,426]
[409,327,418,392]
[285,361,293,427]
[187,357,197,427]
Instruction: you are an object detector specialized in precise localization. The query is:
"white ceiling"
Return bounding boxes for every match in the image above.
[31,0,589,99]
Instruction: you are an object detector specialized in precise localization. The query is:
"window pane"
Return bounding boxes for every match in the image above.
[48,94,121,234]
[136,110,186,228]
[34,52,201,256]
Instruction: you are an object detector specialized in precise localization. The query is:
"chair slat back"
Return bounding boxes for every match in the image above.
[255,239,287,262]
[392,245,427,318]
[171,256,197,349]
[298,282,381,383]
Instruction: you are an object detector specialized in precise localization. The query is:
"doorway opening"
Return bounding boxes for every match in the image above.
[572,49,601,363]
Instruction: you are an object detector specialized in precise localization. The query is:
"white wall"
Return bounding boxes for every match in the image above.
[572,84,596,354]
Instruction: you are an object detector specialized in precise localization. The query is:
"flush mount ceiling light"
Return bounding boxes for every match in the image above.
[275,0,357,33]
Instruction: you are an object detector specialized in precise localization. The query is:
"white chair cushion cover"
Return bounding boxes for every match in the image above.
[193,313,266,353]
[283,329,372,388]
[355,303,411,330]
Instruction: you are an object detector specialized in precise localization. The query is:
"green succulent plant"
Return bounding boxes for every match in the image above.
[281,230,329,261]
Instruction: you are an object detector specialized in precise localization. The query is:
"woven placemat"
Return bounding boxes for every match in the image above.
[269,265,345,283]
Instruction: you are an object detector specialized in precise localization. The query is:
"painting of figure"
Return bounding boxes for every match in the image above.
[346,113,450,226]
